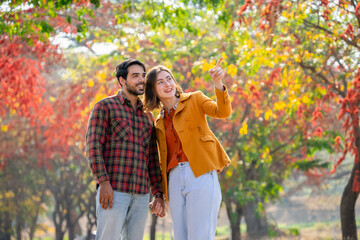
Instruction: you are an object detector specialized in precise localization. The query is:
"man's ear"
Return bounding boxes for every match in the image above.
[119,77,126,87]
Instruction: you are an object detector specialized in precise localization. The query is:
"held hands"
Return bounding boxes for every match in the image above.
[209,57,225,91]
[149,196,167,218]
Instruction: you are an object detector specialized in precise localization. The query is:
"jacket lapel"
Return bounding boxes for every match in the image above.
[175,92,191,115]
[155,117,165,135]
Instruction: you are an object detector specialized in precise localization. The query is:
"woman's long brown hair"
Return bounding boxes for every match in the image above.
[144,65,183,111]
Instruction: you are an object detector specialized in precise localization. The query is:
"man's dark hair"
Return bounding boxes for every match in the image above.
[115,59,146,86]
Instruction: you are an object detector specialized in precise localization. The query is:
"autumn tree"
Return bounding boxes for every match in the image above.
[233,0,360,238]
[0,36,59,239]
[1,0,101,239]
[51,1,343,238]
[135,1,341,238]
[2,0,356,239]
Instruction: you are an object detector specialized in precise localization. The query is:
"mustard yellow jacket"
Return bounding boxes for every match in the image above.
[155,87,232,201]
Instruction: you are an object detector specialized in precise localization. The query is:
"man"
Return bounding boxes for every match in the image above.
[86,59,165,240]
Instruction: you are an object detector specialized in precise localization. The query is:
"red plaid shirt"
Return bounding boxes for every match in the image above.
[85,91,162,196]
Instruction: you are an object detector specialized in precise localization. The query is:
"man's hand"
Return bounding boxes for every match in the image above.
[149,197,166,218]
[209,57,225,91]
[99,181,114,209]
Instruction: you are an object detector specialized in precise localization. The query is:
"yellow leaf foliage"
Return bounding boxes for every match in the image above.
[227,64,238,78]
[88,80,95,88]
[264,109,273,121]
[239,122,248,135]
[274,101,286,111]
[1,125,8,132]
[302,95,310,104]
[4,191,14,198]
[96,70,107,83]
[164,38,172,47]
[231,151,238,168]
[201,59,216,72]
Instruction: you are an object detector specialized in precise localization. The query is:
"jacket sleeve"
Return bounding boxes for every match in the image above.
[85,102,110,184]
[198,86,232,119]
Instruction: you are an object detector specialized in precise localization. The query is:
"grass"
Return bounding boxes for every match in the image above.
[271,220,344,239]
[143,225,233,239]
[35,217,360,240]
[35,238,68,240]
[143,232,173,240]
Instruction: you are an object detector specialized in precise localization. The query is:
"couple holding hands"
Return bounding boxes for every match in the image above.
[86,57,232,240]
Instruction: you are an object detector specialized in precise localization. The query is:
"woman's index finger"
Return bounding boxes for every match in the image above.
[215,57,224,68]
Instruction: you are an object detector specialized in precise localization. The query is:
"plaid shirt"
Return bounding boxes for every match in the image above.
[85,91,162,196]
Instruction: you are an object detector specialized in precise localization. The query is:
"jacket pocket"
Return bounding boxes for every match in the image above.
[141,124,152,146]
[111,120,130,141]
[200,135,215,142]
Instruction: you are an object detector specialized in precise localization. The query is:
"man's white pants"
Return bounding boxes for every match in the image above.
[168,162,222,240]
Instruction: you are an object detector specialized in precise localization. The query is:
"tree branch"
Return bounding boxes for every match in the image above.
[298,61,346,98]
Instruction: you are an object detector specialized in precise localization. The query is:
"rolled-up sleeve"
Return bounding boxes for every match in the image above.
[85,102,110,184]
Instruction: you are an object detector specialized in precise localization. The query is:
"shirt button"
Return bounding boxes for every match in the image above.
[185,116,190,121]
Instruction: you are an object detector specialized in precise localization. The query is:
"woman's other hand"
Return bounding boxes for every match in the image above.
[209,57,225,91]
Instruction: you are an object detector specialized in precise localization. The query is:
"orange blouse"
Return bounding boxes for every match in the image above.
[163,108,188,172]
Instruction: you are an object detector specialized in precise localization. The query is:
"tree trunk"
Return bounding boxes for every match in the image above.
[244,199,268,238]
[225,198,242,240]
[53,201,66,240]
[341,115,360,240]
[85,209,96,240]
[150,214,158,240]
[55,225,65,240]
[85,191,97,240]
[340,163,360,239]
[67,221,75,240]
[16,213,23,240]
[29,196,43,240]
[66,208,75,240]
[0,212,11,240]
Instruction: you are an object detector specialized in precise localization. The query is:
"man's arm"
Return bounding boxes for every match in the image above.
[86,102,109,183]
[148,129,166,217]
[147,124,163,196]
[85,102,114,209]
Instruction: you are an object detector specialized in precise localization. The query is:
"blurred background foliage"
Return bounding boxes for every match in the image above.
[1,0,359,239]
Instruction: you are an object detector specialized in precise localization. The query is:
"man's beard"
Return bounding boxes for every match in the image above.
[125,81,144,96]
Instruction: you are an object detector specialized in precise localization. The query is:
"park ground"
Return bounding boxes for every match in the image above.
[35,176,360,240]
[142,194,360,240]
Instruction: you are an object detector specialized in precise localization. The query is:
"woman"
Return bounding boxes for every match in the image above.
[144,58,232,240]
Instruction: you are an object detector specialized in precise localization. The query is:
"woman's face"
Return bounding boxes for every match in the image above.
[155,70,177,101]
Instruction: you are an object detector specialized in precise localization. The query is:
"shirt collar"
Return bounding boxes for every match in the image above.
[160,100,179,119]
[117,91,143,109]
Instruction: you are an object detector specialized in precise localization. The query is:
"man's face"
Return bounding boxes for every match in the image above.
[122,64,146,96]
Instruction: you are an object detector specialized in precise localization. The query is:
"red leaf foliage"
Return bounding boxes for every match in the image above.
[0,36,60,118]
[331,69,360,189]
[341,24,355,40]
[311,107,323,127]
[355,2,360,19]
[353,170,360,192]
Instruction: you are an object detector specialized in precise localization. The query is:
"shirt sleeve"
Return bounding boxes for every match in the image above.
[199,85,232,119]
[85,102,110,185]
[147,123,163,196]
